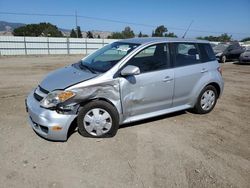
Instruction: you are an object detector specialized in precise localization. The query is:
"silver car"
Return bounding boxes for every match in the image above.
[239,46,250,63]
[26,38,224,141]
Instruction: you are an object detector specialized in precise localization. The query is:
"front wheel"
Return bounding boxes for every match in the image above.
[77,101,119,138]
[193,85,218,114]
[221,55,226,63]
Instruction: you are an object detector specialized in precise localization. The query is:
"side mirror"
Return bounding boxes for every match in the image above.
[121,65,140,76]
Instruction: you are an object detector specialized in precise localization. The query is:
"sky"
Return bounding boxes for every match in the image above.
[0,0,249,40]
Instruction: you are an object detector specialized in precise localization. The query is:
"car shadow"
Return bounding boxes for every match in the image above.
[67,118,78,139]
[63,110,188,141]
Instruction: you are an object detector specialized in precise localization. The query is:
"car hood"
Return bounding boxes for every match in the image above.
[40,64,97,92]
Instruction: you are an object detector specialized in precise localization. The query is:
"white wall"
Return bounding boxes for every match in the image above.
[0,36,118,56]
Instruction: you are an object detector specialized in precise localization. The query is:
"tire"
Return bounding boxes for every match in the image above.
[221,55,226,63]
[77,100,119,138]
[193,85,218,114]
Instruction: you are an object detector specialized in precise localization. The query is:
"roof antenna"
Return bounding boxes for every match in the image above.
[182,20,194,38]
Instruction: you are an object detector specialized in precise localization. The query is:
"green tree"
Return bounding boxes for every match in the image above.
[108,27,135,39]
[97,34,101,39]
[108,32,124,39]
[153,25,168,37]
[13,22,63,37]
[86,31,94,38]
[218,33,232,42]
[196,36,217,41]
[151,30,155,37]
[138,31,148,37]
[196,36,205,40]
[165,32,177,38]
[70,29,77,38]
[122,26,135,38]
[138,32,142,37]
[76,26,83,38]
[197,33,232,42]
[241,37,250,42]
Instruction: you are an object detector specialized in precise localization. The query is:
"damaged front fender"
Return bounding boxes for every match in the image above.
[62,79,123,122]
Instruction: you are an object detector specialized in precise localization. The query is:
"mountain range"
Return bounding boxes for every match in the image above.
[0,21,26,31]
[0,21,112,38]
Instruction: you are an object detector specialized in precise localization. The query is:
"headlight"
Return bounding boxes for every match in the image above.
[40,90,75,108]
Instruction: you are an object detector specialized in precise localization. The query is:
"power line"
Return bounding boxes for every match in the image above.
[0,11,160,28]
[0,11,249,36]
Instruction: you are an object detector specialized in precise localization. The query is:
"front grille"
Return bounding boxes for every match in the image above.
[39,86,49,94]
[34,92,43,102]
[33,86,49,102]
[39,125,49,134]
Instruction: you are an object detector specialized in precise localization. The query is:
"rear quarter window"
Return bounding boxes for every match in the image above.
[198,43,216,62]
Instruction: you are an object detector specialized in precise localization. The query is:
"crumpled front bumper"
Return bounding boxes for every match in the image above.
[26,91,77,141]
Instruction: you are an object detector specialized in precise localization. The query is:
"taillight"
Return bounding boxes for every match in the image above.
[217,67,222,75]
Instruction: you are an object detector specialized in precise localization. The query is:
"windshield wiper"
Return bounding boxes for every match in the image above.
[80,63,97,74]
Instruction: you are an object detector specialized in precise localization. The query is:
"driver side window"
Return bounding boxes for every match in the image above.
[126,43,169,73]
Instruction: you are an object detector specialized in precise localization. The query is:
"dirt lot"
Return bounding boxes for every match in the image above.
[0,55,249,188]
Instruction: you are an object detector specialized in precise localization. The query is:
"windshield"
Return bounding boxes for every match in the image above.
[81,42,139,73]
[213,43,229,51]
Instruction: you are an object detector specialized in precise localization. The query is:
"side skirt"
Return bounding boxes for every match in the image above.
[122,104,191,124]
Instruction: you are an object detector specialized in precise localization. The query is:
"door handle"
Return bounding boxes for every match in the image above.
[201,68,208,73]
[163,76,173,82]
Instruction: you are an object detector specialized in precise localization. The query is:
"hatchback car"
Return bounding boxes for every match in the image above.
[239,46,250,63]
[213,42,245,63]
[26,38,224,141]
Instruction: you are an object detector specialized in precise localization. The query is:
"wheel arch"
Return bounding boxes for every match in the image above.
[66,97,121,139]
[76,97,120,138]
[206,82,221,97]
[79,97,117,109]
[191,79,222,108]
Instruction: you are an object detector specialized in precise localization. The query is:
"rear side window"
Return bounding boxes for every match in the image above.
[173,43,200,67]
[198,43,216,62]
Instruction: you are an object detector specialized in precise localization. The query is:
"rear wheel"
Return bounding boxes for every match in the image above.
[193,85,218,114]
[77,101,119,138]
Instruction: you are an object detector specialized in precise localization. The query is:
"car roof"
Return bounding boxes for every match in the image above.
[119,37,209,45]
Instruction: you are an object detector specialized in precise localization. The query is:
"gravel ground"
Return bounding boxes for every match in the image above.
[0,55,249,188]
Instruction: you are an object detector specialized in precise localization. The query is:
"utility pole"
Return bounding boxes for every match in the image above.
[75,10,78,38]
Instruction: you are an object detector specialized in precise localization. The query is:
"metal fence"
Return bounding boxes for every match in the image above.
[0,36,118,56]
[1,36,248,56]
